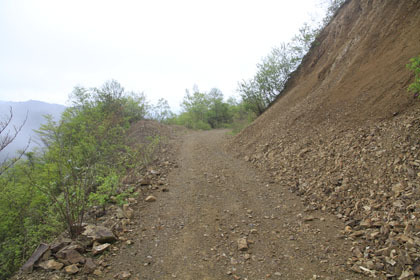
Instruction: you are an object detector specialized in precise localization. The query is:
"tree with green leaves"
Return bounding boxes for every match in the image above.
[0,80,153,277]
[34,80,148,238]
[170,86,236,130]
[150,98,174,123]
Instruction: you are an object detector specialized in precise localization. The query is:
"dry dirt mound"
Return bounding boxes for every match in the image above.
[230,0,420,278]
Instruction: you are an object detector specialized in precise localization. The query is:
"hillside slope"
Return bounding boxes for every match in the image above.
[231,0,420,278]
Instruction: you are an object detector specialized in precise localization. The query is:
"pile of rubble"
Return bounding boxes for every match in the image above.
[233,106,420,278]
[19,224,116,277]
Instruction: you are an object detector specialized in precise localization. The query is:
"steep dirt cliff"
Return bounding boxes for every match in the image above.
[231,0,420,278]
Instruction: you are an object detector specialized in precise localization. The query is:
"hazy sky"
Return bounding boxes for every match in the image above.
[0,0,325,111]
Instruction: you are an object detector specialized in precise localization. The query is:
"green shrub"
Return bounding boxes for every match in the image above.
[0,160,61,279]
[0,80,159,277]
[407,55,420,98]
[89,173,120,210]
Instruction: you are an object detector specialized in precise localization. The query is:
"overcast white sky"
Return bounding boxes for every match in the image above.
[0,0,325,111]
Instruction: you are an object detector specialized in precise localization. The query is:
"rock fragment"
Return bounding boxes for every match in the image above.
[82,225,116,243]
[21,243,49,273]
[123,204,134,219]
[237,238,248,251]
[82,258,97,274]
[303,215,315,221]
[38,259,64,270]
[56,248,84,264]
[92,243,111,255]
[118,271,132,279]
[64,264,79,274]
[145,195,157,202]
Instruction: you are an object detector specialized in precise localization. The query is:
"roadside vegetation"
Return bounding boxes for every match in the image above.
[0,80,161,278]
[407,54,420,98]
[166,86,255,131]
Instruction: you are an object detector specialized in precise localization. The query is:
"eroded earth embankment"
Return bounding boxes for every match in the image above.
[230,0,420,278]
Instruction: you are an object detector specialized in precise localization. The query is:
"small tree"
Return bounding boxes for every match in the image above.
[238,79,266,116]
[150,98,174,122]
[35,81,147,238]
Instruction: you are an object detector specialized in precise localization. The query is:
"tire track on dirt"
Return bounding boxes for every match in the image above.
[106,129,366,279]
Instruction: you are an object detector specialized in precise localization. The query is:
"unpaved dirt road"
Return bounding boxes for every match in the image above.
[106,130,367,279]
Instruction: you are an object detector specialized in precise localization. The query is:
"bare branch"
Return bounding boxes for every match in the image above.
[0,137,31,176]
[0,107,30,175]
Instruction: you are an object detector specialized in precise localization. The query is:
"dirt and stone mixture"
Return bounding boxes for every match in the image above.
[231,107,420,279]
[15,129,369,280]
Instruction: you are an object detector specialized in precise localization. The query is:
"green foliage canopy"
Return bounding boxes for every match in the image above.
[170,87,237,130]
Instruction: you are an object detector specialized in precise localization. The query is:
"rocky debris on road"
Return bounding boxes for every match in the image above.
[231,107,420,278]
[92,243,111,256]
[145,195,157,202]
[115,270,132,279]
[237,238,249,251]
[122,204,134,219]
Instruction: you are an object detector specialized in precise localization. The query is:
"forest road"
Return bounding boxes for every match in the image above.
[106,129,367,280]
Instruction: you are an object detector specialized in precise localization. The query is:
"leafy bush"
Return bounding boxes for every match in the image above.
[0,80,154,278]
[407,55,420,97]
[88,172,120,211]
[35,80,148,238]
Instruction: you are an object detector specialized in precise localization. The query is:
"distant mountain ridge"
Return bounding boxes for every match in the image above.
[0,100,66,161]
